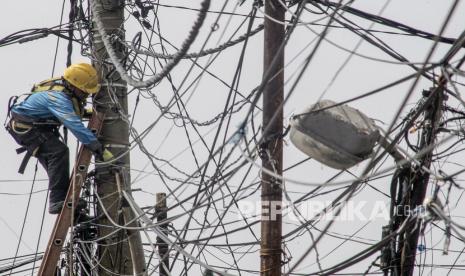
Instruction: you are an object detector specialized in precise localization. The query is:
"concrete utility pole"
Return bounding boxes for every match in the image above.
[260,0,284,275]
[91,0,146,275]
[400,85,445,276]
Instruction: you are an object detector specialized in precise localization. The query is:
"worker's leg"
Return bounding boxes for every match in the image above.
[36,133,70,212]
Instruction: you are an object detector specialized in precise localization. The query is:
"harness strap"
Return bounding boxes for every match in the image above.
[16,138,44,174]
[7,96,19,118]
[16,146,27,154]
[11,112,60,127]
[31,77,65,93]
[12,120,33,131]
[18,151,32,174]
[32,78,84,118]
[9,78,84,129]
[5,95,21,126]
[7,118,53,174]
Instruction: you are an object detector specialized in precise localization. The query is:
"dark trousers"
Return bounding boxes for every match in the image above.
[37,133,70,204]
[8,123,70,205]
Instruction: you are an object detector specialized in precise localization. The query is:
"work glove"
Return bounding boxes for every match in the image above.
[102,149,114,162]
[86,140,113,162]
[87,140,103,156]
[83,107,93,119]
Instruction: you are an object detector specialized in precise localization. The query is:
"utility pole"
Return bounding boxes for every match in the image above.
[260,0,284,275]
[399,84,445,276]
[156,193,169,276]
[91,0,146,275]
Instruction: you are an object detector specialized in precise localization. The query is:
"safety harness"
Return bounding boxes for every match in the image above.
[29,77,85,117]
[6,78,85,174]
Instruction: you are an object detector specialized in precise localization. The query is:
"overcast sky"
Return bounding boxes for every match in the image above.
[1,0,465,275]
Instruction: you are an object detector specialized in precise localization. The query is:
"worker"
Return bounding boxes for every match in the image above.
[5,63,113,215]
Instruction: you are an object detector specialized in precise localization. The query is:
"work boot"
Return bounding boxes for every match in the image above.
[49,201,64,214]
[49,198,87,214]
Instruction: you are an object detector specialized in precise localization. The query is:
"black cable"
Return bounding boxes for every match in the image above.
[7,162,38,276]
[0,26,79,47]
[0,256,42,274]
[168,4,259,272]
[30,189,49,276]
[51,0,67,77]
[180,8,263,274]
[435,135,465,153]
[311,217,417,275]
[312,0,463,47]
[292,63,440,119]
[67,0,77,67]
[6,0,460,271]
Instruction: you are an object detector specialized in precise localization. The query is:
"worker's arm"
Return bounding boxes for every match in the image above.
[46,92,113,161]
[46,92,98,145]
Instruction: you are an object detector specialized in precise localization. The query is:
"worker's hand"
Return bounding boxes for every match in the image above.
[83,107,93,119]
[102,149,114,162]
[87,140,103,157]
[87,141,114,162]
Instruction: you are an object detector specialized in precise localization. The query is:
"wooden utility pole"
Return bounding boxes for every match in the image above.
[260,0,284,275]
[91,0,146,275]
[399,85,445,276]
[156,193,169,276]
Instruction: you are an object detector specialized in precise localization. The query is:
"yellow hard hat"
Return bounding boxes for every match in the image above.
[63,63,100,94]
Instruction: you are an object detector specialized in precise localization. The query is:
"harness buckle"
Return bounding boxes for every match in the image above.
[11,120,32,134]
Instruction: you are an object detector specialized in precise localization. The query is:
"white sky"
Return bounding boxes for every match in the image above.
[1,0,465,275]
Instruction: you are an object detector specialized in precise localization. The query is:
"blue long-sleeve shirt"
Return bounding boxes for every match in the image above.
[11,91,97,145]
